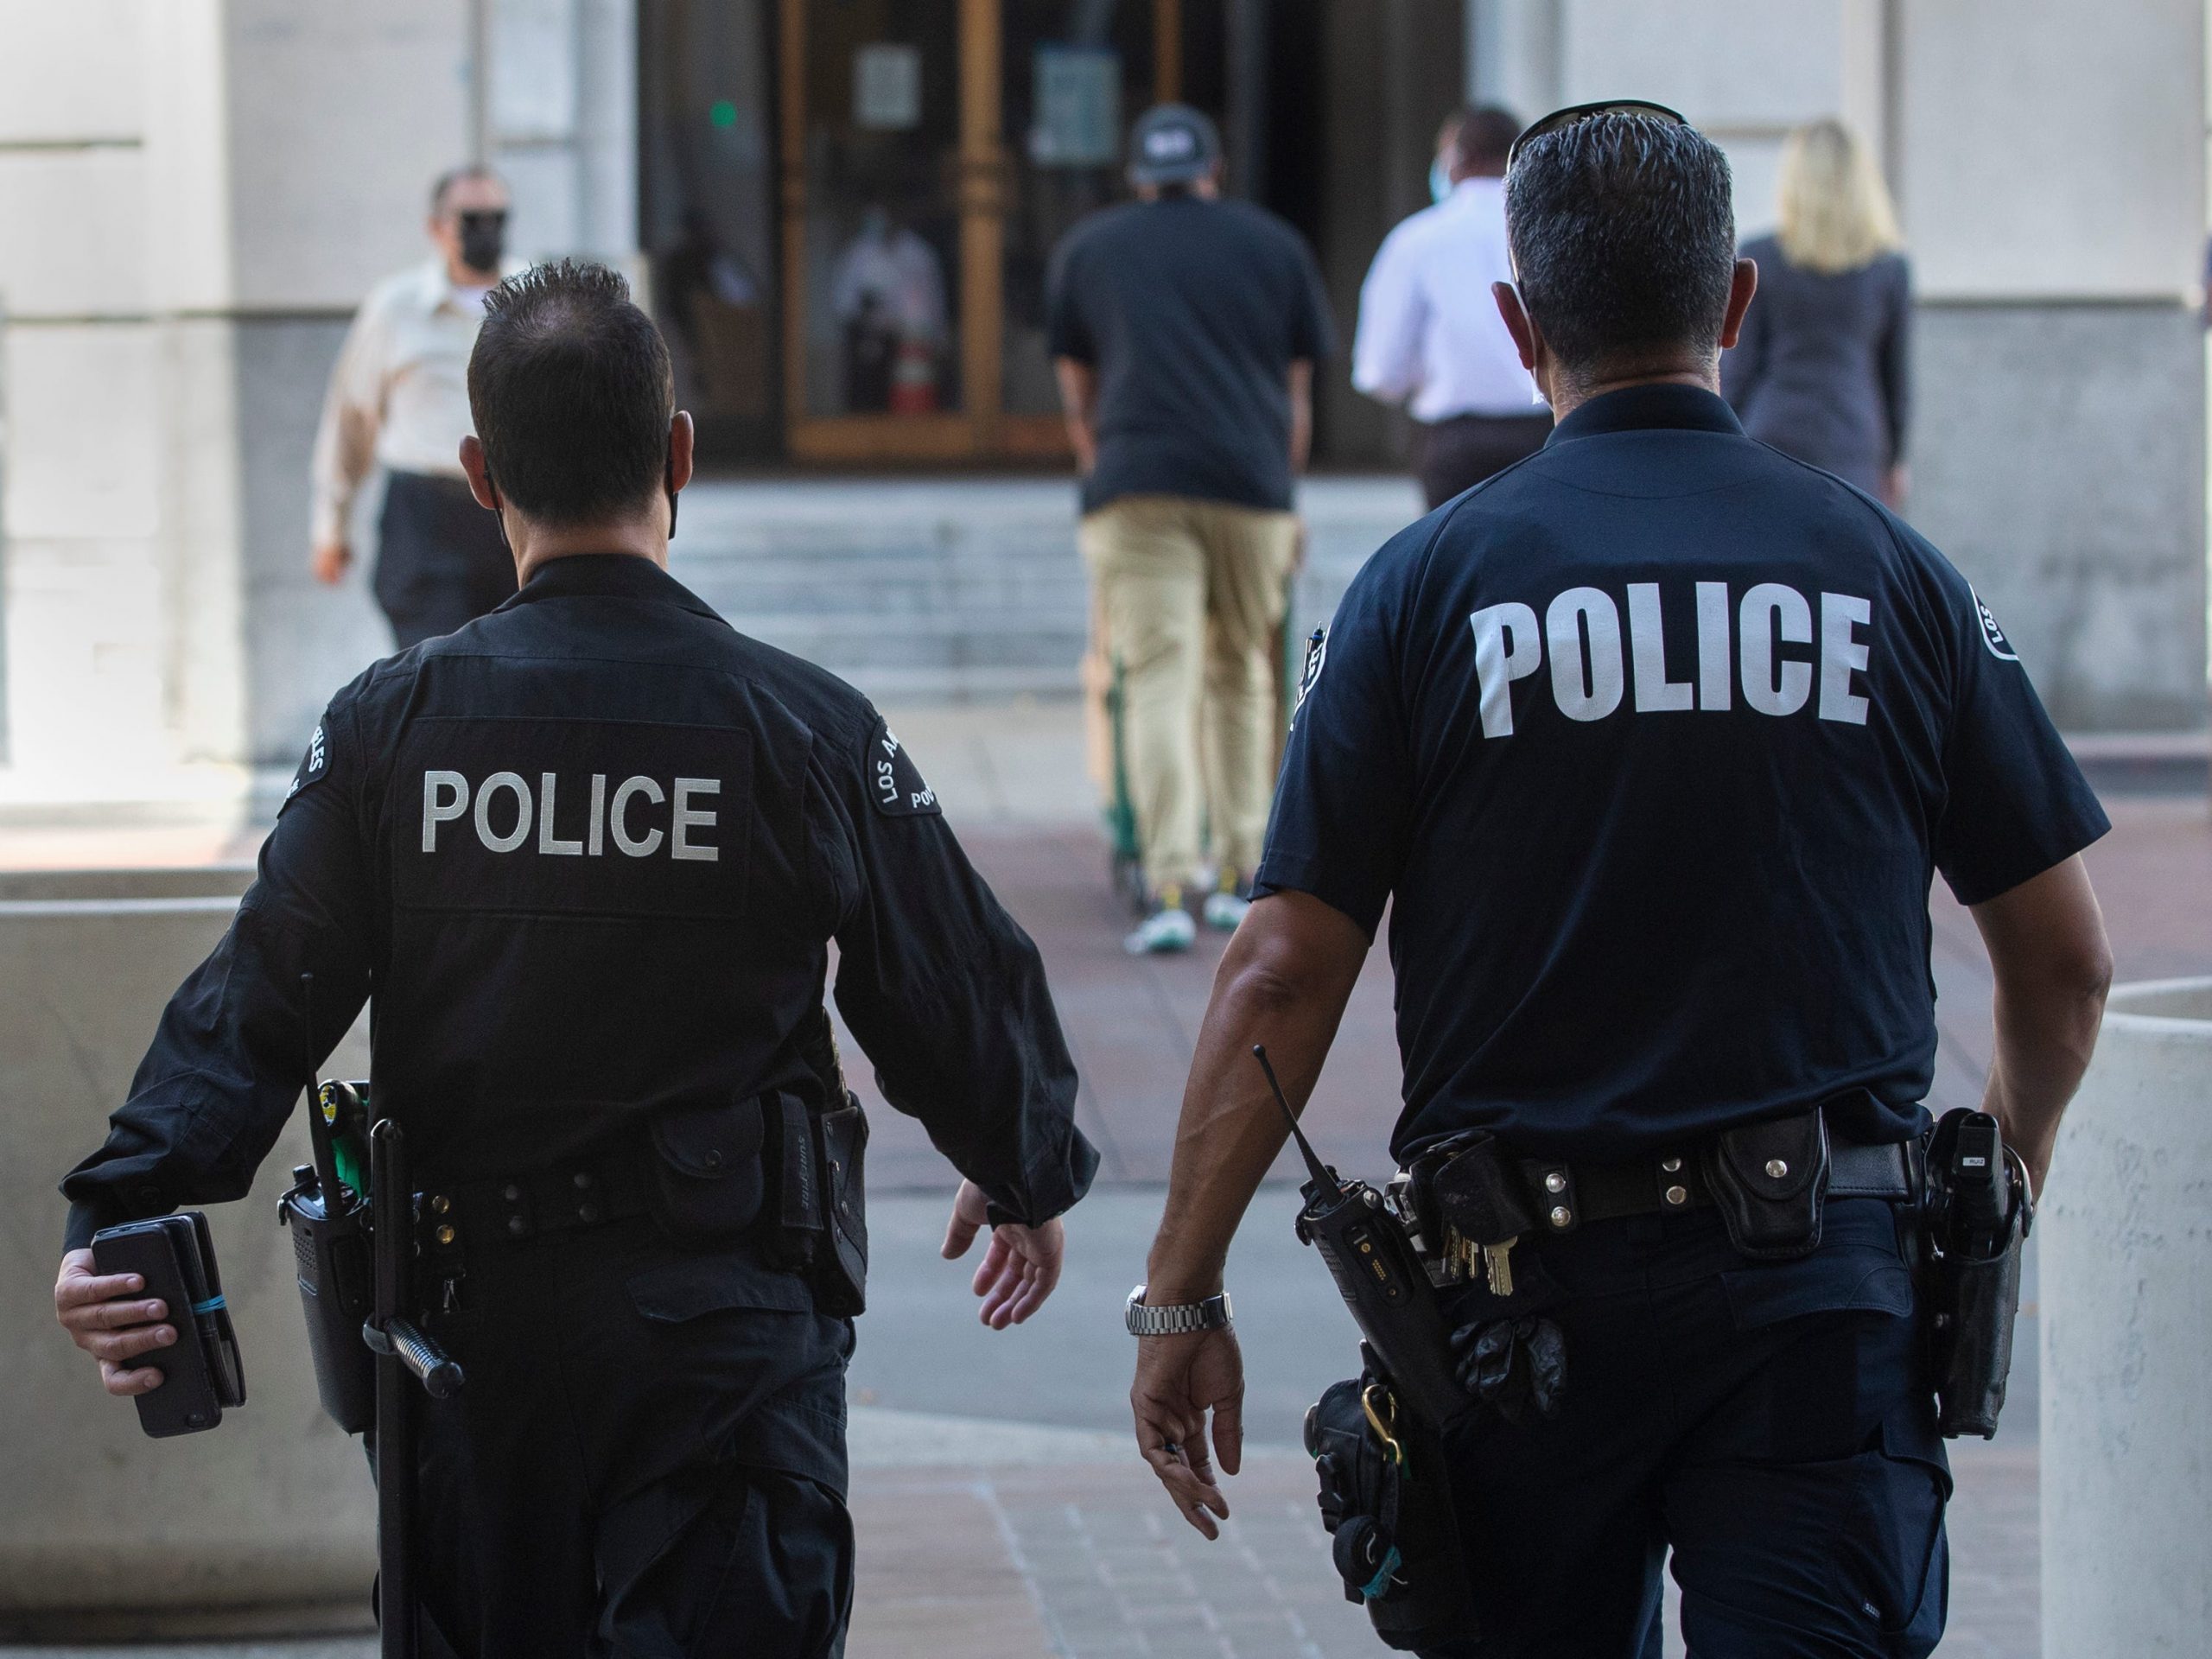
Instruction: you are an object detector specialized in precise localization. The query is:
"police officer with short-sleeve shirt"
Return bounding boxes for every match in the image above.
[53,260,1096,1658]
[1126,107,2112,1657]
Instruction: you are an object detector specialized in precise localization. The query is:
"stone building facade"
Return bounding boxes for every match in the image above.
[0,0,2202,790]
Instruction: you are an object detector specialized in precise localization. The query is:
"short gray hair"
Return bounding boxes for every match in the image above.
[1504,114,1736,378]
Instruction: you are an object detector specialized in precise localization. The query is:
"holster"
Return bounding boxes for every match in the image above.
[1700,1108,1829,1259]
[765,1087,870,1317]
[1306,1356,1480,1650]
[1923,1116,2032,1439]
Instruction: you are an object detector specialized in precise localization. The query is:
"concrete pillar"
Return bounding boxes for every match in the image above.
[2041,978,2212,1653]
[1897,0,2206,731]
[0,2,473,782]
[489,0,639,270]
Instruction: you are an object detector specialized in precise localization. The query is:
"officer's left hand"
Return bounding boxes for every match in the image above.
[941,1179,1065,1329]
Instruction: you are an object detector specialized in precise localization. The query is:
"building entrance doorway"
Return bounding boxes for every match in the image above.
[641,0,1467,469]
[645,0,1191,467]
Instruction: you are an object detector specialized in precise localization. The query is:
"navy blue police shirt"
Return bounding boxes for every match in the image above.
[1257,384,2108,1164]
[61,554,1097,1250]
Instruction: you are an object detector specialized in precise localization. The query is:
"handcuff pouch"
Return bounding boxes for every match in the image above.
[648,1097,766,1241]
[1701,1108,1828,1260]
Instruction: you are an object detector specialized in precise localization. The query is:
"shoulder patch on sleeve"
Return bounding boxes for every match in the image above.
[1970,586,2020,663]
[865,719,941,817]
[285,720,332,800]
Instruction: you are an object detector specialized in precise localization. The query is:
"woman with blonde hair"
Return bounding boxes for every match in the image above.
[1723,118,1911,504]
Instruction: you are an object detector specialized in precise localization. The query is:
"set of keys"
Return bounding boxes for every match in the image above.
[1446,1230,1520,1297]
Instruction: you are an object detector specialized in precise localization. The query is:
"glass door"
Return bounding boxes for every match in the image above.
[995,0,1174,454]
[779,0,969,460]
[778,0,1182,464]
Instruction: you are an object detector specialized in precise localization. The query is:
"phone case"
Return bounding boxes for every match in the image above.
[89,1216,243,1437]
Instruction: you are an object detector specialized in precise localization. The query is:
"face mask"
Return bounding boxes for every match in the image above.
[458,210,507,276]
[1429,157,1452,205]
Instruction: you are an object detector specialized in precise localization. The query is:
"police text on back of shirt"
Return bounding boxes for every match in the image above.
[1468,578,1872,738]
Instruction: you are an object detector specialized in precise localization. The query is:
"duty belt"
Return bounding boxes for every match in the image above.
[1519,1138,1916,1234]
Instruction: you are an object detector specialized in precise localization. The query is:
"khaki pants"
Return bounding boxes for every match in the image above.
[1080,493,1299,893]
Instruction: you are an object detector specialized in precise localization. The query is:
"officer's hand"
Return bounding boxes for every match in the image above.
[311,541,353,585]
[1130,1326,1242,1540]
[54,1249,175,1397]
[940,1179,1065,1329]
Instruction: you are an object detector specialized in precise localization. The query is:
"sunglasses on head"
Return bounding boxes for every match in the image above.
[1506,99,1688,170]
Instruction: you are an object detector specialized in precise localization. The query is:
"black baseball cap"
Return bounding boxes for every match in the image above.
[1128,104,1221,188]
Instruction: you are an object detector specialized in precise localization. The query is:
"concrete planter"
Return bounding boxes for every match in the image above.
[0,867,374,1635]
[2042,977,2212,1656]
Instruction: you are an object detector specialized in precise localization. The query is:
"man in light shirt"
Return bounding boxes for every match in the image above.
[1353,106,1551,508]
[310,166,519,647]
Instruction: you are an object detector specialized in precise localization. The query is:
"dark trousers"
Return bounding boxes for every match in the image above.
[1417,412,1554,509]
[408,1217,854,1659]
[375,471,518,649]
[1427,1198,1948,1659]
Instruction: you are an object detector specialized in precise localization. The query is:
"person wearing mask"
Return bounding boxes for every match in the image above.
[310,165,521,647]
[1353,105,1551,508]
[1049,105,1336,955]
[1723,119,1911,506]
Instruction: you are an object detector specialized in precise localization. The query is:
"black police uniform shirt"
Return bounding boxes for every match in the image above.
[61,554,1098,1250]
[1257,384,2108,1164]
[1046,194,1337,516]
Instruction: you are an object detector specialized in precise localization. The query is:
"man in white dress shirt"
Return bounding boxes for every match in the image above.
[310,166,521,647]
[1352,106,1551,508]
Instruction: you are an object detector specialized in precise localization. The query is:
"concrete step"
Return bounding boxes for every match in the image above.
[667,474,1425,699]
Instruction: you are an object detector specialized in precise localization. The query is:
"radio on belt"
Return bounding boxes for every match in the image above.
[1252,1046,1466,1429]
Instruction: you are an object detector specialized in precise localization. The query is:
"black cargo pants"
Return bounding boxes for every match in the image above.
[1427,1197,1948,1658]
[403,1215,854,1658]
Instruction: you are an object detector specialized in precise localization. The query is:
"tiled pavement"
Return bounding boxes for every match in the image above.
[844,1437,2044,1659]
[3,708,2205,1657]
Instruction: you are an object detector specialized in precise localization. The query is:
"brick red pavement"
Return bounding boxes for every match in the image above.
[841,1439,2039,1659]
[855,795,2212,1193]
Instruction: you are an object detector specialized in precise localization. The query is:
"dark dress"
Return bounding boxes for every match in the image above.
[1722,234,1910,494]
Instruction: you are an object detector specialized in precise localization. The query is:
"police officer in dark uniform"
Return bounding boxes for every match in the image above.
[1126,107,2113,1656]
[54,260,1096,1657]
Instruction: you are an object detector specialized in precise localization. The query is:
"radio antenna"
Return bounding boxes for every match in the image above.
[1251,1045,1340,1193]
[300,973,346,1207]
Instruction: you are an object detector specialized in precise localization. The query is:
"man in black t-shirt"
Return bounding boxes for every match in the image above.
[1048,105,1337,953]
[1124,107,2114,1657]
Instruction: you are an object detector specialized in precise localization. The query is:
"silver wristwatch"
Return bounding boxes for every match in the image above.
[1125,1285,1233,1337]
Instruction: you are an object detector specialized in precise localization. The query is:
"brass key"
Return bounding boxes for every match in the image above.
[1483,1236,1518,1298]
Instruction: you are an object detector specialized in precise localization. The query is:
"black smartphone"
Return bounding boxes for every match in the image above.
[90,1214,245,1437]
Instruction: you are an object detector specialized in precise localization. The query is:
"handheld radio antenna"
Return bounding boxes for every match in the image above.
[1251,1045,1342,1194]
[300,974,346,1207]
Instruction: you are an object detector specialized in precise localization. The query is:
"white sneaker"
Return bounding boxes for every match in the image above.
[1124,899,1196,956]
[1202,888,1251,931]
